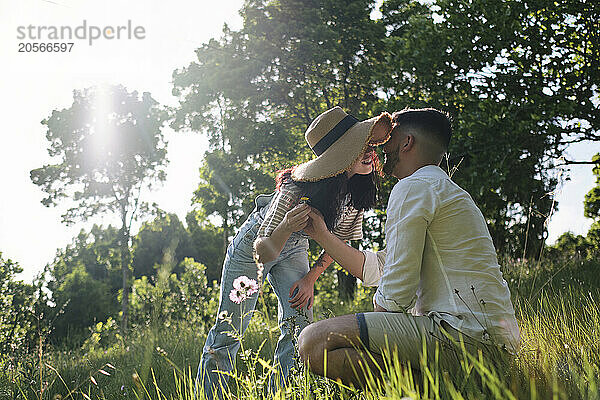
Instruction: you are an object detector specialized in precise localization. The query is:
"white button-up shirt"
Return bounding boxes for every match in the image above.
[361,165,520,351]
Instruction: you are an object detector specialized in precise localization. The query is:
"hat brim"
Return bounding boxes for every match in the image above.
[291,112,392,182]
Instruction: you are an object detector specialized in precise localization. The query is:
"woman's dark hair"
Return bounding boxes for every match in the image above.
[275,159,380,231]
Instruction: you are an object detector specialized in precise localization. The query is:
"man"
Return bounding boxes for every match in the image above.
[298,108,520,387]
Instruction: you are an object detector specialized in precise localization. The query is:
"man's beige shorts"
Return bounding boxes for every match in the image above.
[356,312,481,370]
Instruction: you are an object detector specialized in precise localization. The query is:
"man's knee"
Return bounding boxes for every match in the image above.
[298,323,316,360]
[298,323,325,373]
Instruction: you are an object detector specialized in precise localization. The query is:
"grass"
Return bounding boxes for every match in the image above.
[2,258,600,399]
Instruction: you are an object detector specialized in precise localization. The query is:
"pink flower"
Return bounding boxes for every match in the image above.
[229,276,259,304]
[233,276,253,290]
[229,289,244,304]
[246,279,259,296]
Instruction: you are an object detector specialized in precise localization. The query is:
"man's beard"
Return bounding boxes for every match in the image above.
[383,150,399,176]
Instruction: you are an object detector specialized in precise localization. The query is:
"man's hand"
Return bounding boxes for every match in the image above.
[374,302,388,312]
[281,204,310,233]
[289,271,317,309]
[303,208,328,240]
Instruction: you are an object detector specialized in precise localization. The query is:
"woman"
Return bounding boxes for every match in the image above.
[198,106,392,399]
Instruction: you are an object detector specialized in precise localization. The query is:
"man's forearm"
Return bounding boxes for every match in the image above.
[311,231,365,280]
[305,251,334,282]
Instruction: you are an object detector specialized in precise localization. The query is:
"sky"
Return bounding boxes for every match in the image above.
[0,0,597,282]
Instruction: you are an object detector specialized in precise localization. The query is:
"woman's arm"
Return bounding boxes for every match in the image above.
[254,204,311,264]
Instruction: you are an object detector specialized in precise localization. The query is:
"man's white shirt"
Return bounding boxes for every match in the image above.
[361,165,520,351]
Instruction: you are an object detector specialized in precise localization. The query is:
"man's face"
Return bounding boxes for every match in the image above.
[382,125,402,176]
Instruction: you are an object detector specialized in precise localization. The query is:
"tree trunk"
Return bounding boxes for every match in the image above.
[337,269,356,301]
[120,212,131,338]
[222,210,229,255]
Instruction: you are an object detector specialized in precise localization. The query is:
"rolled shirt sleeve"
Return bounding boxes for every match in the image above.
[361,248,386,286]
[373,179,436,312]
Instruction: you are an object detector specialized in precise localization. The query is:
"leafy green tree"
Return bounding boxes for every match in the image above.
[379,0,599,256]
[132,211,224,283]
[132,211,189,278]
[50,266,114,346]
[172,0,389,240]
[546,232,592,261]
[185,211,225,284]
[173,0,390,299]
[45,225,122,345]
[30,85,169,335]
[173,0,598,285]
[584,154,600,221]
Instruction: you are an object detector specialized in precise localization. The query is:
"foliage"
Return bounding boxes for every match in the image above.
[379,0,599,256]
[30,84,168,225]
[30,84,169,333]
[2,256,600,399]
[129,258,219,330]
[45,225,122,347]
[0,253,45,359]
[132,211,224,283]
[172,0,599,258]
[173,0,389,243]
[584,154,600,248]
[185,211,225,284]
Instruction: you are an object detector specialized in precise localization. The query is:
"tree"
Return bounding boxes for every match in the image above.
[379,0,599,256]
[0,253,45,357]
[172,0,389,299]
[30,84,169,335]
[131,210,224,283]
[173,0,598,271]
[172,0,389,238]
[45,225,122,345]
[584,154,600,250]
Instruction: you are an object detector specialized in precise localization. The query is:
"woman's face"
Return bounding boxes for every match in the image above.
[347,146,375,177]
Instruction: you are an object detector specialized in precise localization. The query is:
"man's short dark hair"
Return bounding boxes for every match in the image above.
[392,108,452,151]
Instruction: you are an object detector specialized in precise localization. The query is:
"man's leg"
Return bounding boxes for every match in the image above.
[297,314,385,387]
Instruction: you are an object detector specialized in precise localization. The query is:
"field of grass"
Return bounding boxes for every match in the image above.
[1,258,599,399]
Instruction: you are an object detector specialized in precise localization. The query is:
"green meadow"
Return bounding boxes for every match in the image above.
[2,255,599,400]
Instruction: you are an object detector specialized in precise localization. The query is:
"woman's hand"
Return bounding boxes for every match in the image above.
[281,204,311,234]
[303,208,328,240]
[289,270,318,310]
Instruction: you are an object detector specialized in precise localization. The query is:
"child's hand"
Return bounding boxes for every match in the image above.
[289,272,317,310]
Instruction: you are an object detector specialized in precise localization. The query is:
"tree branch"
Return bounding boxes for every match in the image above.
[556,159,599,166]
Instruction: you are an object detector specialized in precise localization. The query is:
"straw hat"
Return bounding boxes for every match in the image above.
[291,106,393,182]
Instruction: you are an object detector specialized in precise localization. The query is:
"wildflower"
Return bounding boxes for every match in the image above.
[156,346,167,357]
[256,262,264,283]
[229,288,245,304]
[233,275,253,290]
[229,276,259,303]
[245,278,259,296]
[218,310,229,320]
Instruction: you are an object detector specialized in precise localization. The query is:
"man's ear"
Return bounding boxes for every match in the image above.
[401,134,414,151]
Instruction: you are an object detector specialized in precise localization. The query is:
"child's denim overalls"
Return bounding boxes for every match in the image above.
[197,192,313,399]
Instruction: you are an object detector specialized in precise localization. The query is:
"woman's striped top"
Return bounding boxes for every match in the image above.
[256,181,364,241]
